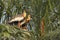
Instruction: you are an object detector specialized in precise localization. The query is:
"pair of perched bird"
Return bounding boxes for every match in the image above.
[8,10,31,30]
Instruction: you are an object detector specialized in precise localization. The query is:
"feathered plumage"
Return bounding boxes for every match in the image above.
[8,10,31,30]
[8,10,26,23]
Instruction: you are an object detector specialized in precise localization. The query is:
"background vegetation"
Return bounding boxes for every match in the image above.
[0,0,60,40]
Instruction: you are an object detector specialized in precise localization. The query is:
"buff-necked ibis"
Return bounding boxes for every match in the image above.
[8,10,31,30]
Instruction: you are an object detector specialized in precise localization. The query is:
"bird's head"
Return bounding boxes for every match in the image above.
[27,15,31,21]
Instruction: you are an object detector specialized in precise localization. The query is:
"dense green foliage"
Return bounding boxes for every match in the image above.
[0,0,60,40]
[0,24,33,40]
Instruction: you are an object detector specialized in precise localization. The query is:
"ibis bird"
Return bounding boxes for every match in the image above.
[8,10,31,30]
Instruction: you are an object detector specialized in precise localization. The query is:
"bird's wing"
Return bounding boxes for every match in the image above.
[9,16,24,23]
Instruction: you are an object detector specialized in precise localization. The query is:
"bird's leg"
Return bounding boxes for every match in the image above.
[18,21,21,28]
